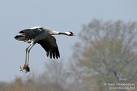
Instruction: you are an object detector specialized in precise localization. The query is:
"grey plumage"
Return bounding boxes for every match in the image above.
[15,27,60,59]
[37,35,60,59]
[15,26,75,72]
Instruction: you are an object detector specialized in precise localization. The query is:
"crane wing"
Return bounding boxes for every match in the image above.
[37,35,60,59]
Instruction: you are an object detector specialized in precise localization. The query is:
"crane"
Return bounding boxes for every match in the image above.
[15,26,75,72]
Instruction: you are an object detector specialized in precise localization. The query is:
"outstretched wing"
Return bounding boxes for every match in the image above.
[37,35,60,59]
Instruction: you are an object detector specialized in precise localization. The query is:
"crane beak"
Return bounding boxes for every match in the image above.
[73,33,76,36]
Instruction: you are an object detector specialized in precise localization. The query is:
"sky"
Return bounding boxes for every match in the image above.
[0,0,137,82]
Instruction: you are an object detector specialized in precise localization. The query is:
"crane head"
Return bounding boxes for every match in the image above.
[65,31,75,36]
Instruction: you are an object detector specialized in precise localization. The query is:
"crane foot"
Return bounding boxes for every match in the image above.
[20,64,30,73]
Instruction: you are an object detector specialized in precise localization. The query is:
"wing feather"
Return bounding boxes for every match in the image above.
[37,35,60,59]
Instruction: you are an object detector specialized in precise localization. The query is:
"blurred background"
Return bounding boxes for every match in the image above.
[0,0,137,91]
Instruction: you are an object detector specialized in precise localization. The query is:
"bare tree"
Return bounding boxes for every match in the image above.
[38,60,88,91]
[72,19,137,91]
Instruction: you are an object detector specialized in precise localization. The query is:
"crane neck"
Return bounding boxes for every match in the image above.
[58,32,68,35]
[49,30,70,36]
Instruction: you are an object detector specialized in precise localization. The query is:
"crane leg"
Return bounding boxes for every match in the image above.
[25,47,28,65]
[25,41,35,65]
[20,41,35,72]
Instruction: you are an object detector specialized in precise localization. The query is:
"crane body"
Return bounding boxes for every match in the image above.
[15,26,74,72]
